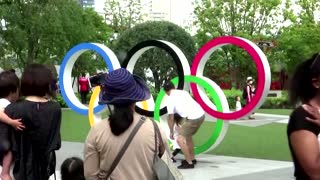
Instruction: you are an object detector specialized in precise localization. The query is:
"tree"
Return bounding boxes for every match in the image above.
[112,21,196,95]
[103,0,143,42]
[193,0,282,88]
[72,8,113,77]
[0,0,111,76]
[273,0,320,74]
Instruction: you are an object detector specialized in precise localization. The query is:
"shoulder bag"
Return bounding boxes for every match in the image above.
[151,120,184,180]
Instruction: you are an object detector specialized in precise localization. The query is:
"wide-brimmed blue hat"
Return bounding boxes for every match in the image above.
[98,68,151,105]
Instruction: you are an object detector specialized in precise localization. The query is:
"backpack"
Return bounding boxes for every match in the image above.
[242,86,247,100]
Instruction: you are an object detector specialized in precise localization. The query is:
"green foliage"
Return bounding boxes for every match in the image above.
[112,21,196,92]
[54,92,93,108]
[103,0,143,47]
[193,0,282,88]
[54,88,290,109]
[275,23,320,73]
[0,0,111,74]
[104,0,143,33]
[55,94,67,108]
[221,89,290,109]
[270,0,320,74]
[220,89,245,109]
[262,97,290,109]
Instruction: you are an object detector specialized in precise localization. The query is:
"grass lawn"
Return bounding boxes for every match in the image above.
[61,109,91,142]
[61,109,291,161]
[256,109,292,116]
[194,122,290,161]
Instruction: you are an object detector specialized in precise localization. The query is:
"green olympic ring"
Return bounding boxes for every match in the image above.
[154,75,226,154]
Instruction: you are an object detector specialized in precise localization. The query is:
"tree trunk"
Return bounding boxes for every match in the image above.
[27,38,37,65]
[152,69,161,92]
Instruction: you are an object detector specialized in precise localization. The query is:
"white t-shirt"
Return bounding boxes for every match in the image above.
[0,98,10,109]
[166,90,205,120]
[236,101,242,111]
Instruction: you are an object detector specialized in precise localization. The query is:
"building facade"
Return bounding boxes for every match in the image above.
[142,0,171,21]
[79,0,95,8]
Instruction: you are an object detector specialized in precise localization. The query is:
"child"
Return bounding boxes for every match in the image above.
[0,71,25,180]
[61,157,85,180]
[171,113,182,163]
[235,96,242,111]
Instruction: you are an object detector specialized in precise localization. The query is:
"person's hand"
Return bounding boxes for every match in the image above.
[9,119,25,131]
[302,104,320,127]
[170,132,174,140]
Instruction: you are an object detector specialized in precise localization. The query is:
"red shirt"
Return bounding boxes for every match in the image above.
[79,77,89,92]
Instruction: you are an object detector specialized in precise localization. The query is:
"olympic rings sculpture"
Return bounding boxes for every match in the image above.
[59,36,271,154]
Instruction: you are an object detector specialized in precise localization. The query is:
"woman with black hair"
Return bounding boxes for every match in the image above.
[84,68,170,180]
[287,53,320,180]
[4,64,61,180]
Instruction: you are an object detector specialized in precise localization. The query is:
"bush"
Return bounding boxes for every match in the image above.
[261,97,290,109]
[220,89,290,109]
[54,92,93,108]
[54,88,291,110]
[221,89,245,109]
[55,94,67,108]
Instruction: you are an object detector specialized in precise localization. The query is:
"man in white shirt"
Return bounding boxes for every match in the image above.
[163,81,205,169]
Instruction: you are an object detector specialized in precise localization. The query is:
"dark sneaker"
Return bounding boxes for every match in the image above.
[171,157,177,163]
[192,159,197,165]
[182,159,197,165]
[178,160,194,169]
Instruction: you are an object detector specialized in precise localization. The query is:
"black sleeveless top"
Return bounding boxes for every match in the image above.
[5,100,61,180]
[287,106,320,180]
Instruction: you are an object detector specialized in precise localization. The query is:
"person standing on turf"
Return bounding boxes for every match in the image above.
[78,73,90,104]
[244,76,255,119]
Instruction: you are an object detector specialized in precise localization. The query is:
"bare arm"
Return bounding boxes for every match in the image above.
[0,108,24,130]
[246,86,252,102]
[0,108,13,125]
[167,114,174,136]
[290,130,320,179]
[167,114,175,140]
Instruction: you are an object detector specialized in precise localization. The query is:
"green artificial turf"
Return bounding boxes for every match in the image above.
[61,109,91,142]
[256,109,292,116]
[193,121,291,161]
[60,109,292,161]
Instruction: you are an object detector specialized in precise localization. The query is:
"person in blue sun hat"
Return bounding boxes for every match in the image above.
[84,68,171,180]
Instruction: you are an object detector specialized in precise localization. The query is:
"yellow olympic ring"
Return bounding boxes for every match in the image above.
[88,87,150,126]
[88,86,101,127]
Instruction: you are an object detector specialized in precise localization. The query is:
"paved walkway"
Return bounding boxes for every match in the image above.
[1,113,295,180]
[228,113,289,127]
[48,141,293,180]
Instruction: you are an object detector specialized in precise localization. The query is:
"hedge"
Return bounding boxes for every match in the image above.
[54,92,93,108]
[54,89,291,109]
[220,89,290,109]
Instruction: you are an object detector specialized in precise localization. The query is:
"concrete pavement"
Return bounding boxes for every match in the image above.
[1,113,295,180]
[49,141,293,180]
